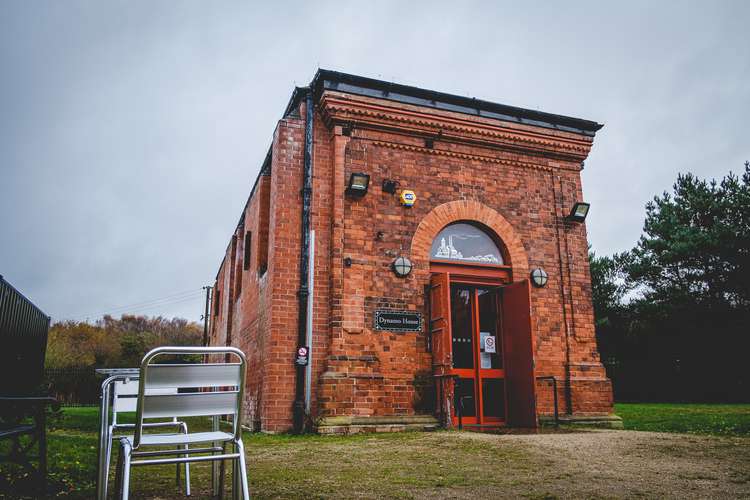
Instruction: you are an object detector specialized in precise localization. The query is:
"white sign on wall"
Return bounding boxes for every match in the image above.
[480,332,495,369]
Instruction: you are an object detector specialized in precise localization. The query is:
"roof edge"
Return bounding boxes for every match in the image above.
[309,69,603,137]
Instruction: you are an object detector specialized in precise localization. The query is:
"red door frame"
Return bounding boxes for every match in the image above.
[430,261,512,427]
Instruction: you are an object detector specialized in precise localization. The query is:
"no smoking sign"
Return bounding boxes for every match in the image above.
[295,346,309,366]
[484,336,496,354]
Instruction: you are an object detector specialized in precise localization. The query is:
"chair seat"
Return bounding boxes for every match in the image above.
[122,430,234,447]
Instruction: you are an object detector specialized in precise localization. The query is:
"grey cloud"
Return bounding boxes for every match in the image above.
[1,0,747,321]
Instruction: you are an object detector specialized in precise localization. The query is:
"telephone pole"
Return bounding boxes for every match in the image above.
[201,285,212,347]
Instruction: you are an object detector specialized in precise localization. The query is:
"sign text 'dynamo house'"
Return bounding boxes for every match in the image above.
[208,70,621,433]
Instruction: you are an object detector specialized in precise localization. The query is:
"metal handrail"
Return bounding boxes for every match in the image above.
[536,376,559,427]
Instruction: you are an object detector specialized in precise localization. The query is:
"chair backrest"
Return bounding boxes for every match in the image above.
[133,346,246,448]
[112,379,177,416]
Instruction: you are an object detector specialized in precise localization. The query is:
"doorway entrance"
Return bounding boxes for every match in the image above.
[428,222,537,429]
[450,283,505,426]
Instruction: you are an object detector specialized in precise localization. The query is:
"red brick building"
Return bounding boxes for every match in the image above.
[208,70,620,433]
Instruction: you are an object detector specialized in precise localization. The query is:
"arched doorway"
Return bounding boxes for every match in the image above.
[428,222,537,429]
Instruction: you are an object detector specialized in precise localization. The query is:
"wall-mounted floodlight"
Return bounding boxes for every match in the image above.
[567,202,590,222]
[346,173,370,197]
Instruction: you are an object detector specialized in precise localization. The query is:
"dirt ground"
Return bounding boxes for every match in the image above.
[117,428,750,499]
[449,429,750,499]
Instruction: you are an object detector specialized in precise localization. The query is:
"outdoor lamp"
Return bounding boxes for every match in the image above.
[346,172,370,196]
[392,256,413,277]
[567,202,591,222]
[530,268,549,288]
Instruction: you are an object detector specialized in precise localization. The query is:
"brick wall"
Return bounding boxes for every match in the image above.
[209,86,614,432]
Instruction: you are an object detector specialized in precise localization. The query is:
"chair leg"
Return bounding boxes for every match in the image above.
[218,442,227,499]
[211,438,218,497]
[180,421,191,496]
[35,406,47,498]
[173,419,180,488]
[38,408,48,498]
[103,427,114,499]
[113,440,124,498]
[235,439,250,500]
[211,416,220,497]
[119,439,132,500]
[232,442,238,500]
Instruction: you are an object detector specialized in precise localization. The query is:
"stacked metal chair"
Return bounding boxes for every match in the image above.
[112,346,249,499]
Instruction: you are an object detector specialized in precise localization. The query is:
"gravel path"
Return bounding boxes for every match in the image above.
[457,429,750,499]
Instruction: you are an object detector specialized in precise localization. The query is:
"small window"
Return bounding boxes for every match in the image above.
[243,231,252,271]
[213,289,221,316]
[430,223,503,264]
[233,235,242,299]
[257,175,271,276]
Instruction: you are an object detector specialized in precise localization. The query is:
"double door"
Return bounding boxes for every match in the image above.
[430,270,537,428]
[450,284,505,426]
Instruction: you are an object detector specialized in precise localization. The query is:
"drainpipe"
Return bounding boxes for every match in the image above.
[551,172,574,415]
[305,230,315,414]
[293,89,314,434]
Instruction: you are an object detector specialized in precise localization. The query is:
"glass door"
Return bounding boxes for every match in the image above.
[449,283,505,426]
[449,284,477,424]
[476,287,505,423]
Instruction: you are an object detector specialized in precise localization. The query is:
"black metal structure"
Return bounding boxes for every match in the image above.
[0,275,50,396]
[0,275,57,497]
[292,88,314,434]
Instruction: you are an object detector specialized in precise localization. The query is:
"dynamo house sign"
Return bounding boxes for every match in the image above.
[374,310,423,332]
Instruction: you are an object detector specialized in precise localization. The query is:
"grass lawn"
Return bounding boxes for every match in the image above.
[615,403,750,436]
[1,404,749,498]
[3,407,538,499]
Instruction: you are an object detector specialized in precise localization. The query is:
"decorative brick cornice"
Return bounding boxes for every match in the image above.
[370,140,554,172]
[319,93,593,162]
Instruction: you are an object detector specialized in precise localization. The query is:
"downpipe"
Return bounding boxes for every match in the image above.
[293,89,314,434]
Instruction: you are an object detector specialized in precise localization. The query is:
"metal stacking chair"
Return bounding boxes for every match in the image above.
[102,378,191,497]
[113,347,248,499]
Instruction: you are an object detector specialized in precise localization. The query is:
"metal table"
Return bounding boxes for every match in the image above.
[95,368,221,499]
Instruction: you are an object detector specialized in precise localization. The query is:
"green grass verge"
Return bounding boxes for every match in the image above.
[2,407,533,498]
[615,403,750,436]
[2,404,749,498]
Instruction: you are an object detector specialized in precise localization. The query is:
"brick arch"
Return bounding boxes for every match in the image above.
[410,200,529,277]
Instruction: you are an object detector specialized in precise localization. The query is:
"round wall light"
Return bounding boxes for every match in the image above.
[392,256,413,277]
[530,268,549,288]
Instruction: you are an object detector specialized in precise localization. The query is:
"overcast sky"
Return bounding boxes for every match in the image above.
[1,1,748,323]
